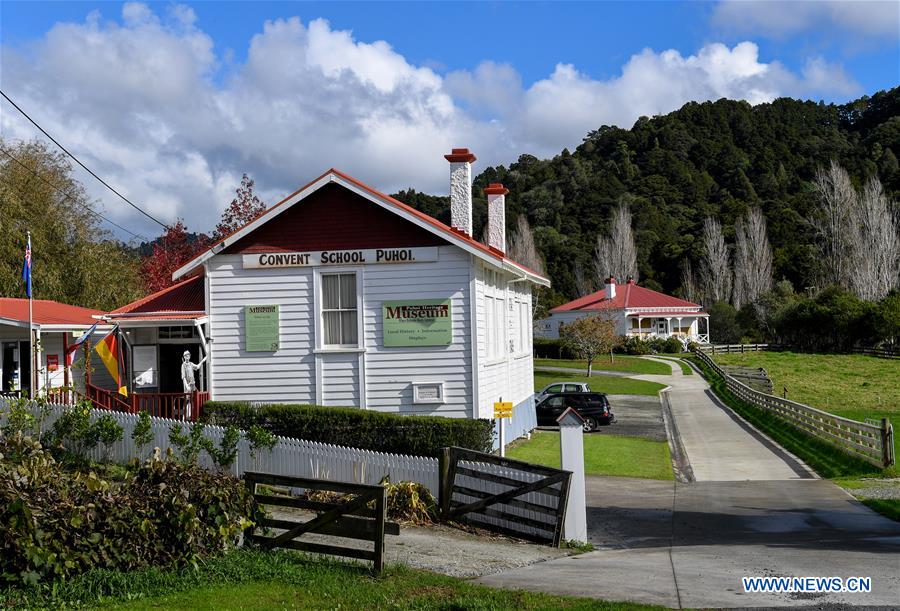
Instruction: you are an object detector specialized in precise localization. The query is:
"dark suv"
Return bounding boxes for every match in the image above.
[535,392,614,432]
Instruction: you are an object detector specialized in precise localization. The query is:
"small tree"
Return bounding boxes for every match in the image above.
[559,315,619,376]
[214,174,266,240]
[139,221,210,293]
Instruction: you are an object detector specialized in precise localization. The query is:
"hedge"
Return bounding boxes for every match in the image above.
[202,402,494,458]
[533,338,579,359]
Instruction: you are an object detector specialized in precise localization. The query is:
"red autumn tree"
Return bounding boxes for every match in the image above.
[213,173,266,240]
[139,220,210,293]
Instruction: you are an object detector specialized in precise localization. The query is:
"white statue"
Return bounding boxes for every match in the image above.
[181,350,207,419]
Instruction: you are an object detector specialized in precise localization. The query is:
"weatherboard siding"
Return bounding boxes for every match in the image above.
[207,255,317,404]
[362,246,473,418]
[206,247,474,416]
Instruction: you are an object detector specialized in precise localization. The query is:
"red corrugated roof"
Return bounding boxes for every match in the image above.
[110,275,204,316]
[175,168,549,284]
[626,311,708,317]
[551,281,701,313]
[0,298,104,326]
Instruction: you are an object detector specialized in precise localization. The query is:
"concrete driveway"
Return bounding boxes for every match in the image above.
[477,358,900,608]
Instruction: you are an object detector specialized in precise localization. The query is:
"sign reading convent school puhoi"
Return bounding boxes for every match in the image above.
[243,247,438,269]
[383,300,452,347]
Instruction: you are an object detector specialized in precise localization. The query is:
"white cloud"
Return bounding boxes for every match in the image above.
[712,0,900,38]
[0,4,863,238]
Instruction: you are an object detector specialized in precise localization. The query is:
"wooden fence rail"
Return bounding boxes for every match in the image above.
[439,446,572,546]
[693,349,894,468]
[698,343,898,360]
[244,472,399,573]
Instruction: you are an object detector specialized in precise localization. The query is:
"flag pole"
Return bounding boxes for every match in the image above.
[27,230,33,400]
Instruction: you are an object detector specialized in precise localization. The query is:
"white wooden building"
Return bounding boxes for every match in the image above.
[536,277,710,344]
[98,149,549,431]
[0,298,107,397]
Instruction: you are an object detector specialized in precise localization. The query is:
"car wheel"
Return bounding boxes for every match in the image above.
[582,417,598,432]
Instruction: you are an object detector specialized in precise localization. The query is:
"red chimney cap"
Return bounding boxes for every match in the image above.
[444,148,477,163]
[483,183,509,196]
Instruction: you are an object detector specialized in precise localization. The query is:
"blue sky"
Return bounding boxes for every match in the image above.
[1,1,897,238]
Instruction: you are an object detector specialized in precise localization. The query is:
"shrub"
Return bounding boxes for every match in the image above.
[662,337,683,353]
[47,401,124,459]
[132,410,154,459]
[620,336,652,355]
[533,338,578,359]
[0,433,257,587]
[203,402,493,458]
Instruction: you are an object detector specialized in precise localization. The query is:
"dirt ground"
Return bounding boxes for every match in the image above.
[265,506,572,578]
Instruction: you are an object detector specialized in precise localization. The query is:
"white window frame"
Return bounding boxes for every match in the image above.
[483,265,507,364]
[314,268,365,352]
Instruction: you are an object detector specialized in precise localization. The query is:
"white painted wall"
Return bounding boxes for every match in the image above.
[474,261,536,420]
[207,256,317,403]
[207,247,476,417]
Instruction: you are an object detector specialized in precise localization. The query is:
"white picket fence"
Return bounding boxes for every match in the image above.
[1,399,571,541]
[0,399,440,495]
[494,395,538,450]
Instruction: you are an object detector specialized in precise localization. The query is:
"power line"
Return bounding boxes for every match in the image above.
[0,89,170,229]
[0,145,150,241]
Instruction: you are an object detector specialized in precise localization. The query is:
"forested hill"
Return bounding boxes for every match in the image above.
[394,88,900,306]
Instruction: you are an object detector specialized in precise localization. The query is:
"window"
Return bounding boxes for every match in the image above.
[546,384,562,394]
[563,384,581,393]
[158,326,195,339]
[321,273,358,346]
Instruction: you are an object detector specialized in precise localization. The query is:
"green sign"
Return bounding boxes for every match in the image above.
[383,299,452,347]
[245,305,279,352]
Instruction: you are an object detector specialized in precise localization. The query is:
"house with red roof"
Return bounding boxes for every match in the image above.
[536,277,710,344]
[0,298,110,397]
[89,149,548,440]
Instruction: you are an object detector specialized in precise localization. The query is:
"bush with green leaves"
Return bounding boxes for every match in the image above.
[662,337,683,353]
[47,401,122,459]
[533,338,578,359]
[168,422,208,465]
[0,432,258,587]
[620,336,652,355]
[132,410,154,459]
[203,402,493,458]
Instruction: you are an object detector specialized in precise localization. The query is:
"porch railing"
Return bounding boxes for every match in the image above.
[85,383,208,421]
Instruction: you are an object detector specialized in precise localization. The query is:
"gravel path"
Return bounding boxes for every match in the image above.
[265,506,571,578]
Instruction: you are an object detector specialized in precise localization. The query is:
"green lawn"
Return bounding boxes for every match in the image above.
[650,356,693,375]
[2,549,663,610]
[534,370,666,397]
[508,430,674,480]
[535,356,670,375]
[713,351,900,461]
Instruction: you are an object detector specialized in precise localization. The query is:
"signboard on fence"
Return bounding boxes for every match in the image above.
[382,299,452,347]
[245,305,279,352]
[493,401,513,419]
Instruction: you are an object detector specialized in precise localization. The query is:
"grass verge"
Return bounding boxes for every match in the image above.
[859,499,900,522]
[508,430,674,480]
[534,371,666,397]
[0,548,661,611]
[649,356,693,375]
[535,356,670,375]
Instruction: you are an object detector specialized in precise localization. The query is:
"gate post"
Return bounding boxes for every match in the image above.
[882,418,895,468]
[557,408,586,543]
[438,447,451,520]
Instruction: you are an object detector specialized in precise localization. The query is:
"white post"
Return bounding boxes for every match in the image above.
[26,231,33,399]
[558,408,587,543]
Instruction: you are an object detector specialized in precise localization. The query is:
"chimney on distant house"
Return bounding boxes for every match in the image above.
[444,148,476,236]
[605,277,617,300]
[483,183,509,253]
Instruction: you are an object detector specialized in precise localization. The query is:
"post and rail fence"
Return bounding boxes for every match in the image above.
[692,348,895,469]
[697,343,898,360]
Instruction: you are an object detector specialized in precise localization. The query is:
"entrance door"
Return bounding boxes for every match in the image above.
[158,344,202,393]
[656,320,668,335]
[2,342,19,393]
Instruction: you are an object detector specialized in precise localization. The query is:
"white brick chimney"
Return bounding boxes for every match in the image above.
[605,277,617,300]
[444,148,476,235]
[483,183,509,253]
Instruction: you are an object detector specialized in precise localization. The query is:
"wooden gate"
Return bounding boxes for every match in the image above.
[244,472,399,573]
[439,447,572,546]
